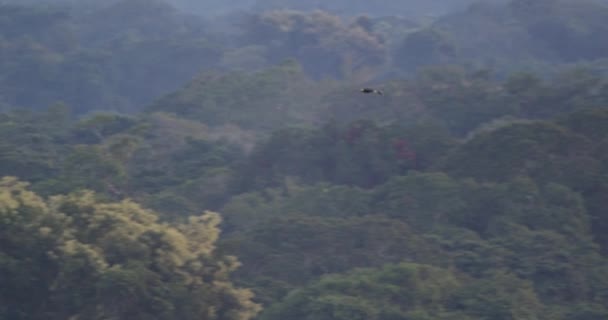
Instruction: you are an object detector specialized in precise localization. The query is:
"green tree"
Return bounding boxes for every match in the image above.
[260,262,548,320]
[240,10,387,78]
[260,263,461,320]
[441,121,594,183]
[0,177,261,320]
[220,212,442,305]
[0,106,71,183]
[449,271,544,320]
[146,61,321,131]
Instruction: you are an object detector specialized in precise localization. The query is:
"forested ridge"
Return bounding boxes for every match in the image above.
[2,0,608,319]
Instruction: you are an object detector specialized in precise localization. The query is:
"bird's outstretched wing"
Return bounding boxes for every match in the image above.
[360,88,383,95]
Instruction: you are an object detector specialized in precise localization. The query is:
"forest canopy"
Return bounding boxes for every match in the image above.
[2,0,608,320]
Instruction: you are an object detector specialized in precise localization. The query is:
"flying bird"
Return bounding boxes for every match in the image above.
[360,88,383,95]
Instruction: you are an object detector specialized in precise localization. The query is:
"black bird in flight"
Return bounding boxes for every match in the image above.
[360,88,383,95]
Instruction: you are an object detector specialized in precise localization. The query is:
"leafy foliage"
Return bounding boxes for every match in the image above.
[147,61,321,131]
[3,2,608,319]
[260,263,545,320]
[0,0,223,113]
[0,177,261,320]
[395,0,608,72]
[239,10,388,78]
[234,120,454,191]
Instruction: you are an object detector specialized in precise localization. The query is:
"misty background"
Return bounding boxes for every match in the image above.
[2,0,608,319]
[2,0,608,113]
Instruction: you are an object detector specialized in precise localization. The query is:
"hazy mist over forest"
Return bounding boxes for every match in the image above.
[2,0,608,319]
[5,0,508,17]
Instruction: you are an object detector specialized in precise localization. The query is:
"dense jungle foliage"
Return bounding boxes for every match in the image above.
[2,0,608,319]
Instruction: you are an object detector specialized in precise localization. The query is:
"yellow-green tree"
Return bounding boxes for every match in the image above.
[0,176,261,320]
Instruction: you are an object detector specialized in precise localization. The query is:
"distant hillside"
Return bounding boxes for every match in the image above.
[251,0,507,18]
[394,0,608,72]
[4,0,507,18]
[0,0,223,113]
[4,0,608,116]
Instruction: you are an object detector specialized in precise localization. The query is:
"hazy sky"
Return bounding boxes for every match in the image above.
[1,0,510,17]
